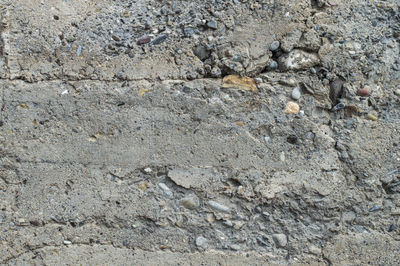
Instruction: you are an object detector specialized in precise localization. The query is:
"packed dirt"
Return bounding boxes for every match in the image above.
[1,0,400,265]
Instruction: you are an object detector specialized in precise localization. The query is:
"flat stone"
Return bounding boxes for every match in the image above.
[221,75,258,92]
[180,195,200,209]
[272,234,287,247]
[167,167,216,190]
[194,45,210,61]
[208,201,230,213]
[278,49,320,71]
[195,236,208,247]
[158,183,173,197]
[207,20,218,30]
[269,41,280,51]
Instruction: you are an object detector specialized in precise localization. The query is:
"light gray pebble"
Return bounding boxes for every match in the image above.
[196,236,208,247]
[230,244,241,251]
[291,87,301,100]
[269,61,278,69]
[158,183,172,197]
[184,27,195,37]
[272,233,287,247]
[180,194,200,209]
[269,40,280,51]
[208,200,230,212]
[207,20,218,30]
[254,77,262,84]
[77,45,82,57]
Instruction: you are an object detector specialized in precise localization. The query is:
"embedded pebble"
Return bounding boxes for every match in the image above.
[269,61,278,69]
[207,20,218,30]
[332,102,346,111]
[291,87,301,100]
[269,40,280,51]
[230,244,241,251]
[387,169,399,176]
[180,194,200,209]
[367,113,378,121]
[158,183,173,197]
[285,101,300,114]
[137,36,151,45]
[272,233,287,247]
[149,34,168,46]
[195,236,208,247]
[63,240,72,245]
[357,88,370,97]
[369,205,381,212]
[208,201,230,213]
[144,167,152,173]
[280,151,285,162]
[388,224,396,232]
[76,45,82,57]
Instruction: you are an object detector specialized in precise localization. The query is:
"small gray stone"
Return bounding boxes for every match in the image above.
[291,87,301,100]
[207,20,218,30]
[194,45,210,61]
[180,194,200,209]
[184,27,195,37]
[230,244,241,251]
[208,201,230,212]
[149,34,168,46]
[272,233,287,247]
[269,41,280,51]
[158,183,172,197]
[269,61,278,69]
[211,66,222,77]
[195,236,208,247]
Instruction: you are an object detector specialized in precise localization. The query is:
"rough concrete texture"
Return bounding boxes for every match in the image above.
[1,0,400,265]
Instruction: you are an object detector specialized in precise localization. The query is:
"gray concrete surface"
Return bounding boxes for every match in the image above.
[1,0,400,265]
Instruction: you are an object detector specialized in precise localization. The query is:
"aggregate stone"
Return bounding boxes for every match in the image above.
[195,236,208,247]
[269,41,280,51]
[208,201,230,213]
[207,20,218,30]
[180,194,200,209]
[291,87,301,100]
[272,234,288,247]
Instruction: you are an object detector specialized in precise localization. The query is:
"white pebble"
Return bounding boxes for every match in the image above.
[144,167,152,173]
[158,183,172,197]
[280,152,285,162]
[208,201,230,213]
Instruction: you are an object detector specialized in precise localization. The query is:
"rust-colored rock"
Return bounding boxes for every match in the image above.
[222,75,258,92]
